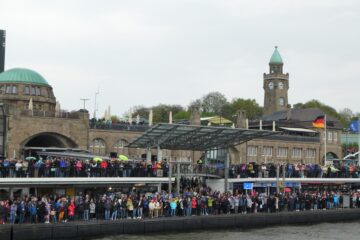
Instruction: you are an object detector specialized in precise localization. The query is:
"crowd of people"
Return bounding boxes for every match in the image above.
[0,158,169,178]
[1,187,360,225]
[229,162,360,178]
[0,157,359,179]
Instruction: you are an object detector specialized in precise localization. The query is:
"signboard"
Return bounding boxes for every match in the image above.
[342,195,350,208]
[253,182,301,188]
[243,182,253,190]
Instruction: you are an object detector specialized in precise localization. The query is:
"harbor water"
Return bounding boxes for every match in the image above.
[94,221,360,240]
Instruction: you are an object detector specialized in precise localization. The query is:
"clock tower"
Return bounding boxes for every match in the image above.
[263,46,289,116]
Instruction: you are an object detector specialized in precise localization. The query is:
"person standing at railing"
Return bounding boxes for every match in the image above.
[2,158,9,177]
[75,159,82,177]
[100,160,108,177]
[15,160,23,177]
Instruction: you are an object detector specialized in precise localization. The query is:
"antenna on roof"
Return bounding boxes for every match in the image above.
[80,98,90,110]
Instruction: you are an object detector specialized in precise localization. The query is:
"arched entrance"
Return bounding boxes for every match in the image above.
[327,152,339,159]
[322,152,339,162]
[22,132,78,148]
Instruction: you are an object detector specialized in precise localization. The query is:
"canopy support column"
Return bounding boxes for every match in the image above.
[157,145,162,162]
[176,162,180,194]
[146,147,151,163]
[168,158,172,195]
[224,148,230,192]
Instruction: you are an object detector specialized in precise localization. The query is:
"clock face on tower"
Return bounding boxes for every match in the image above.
[268,81,274,90]
[278,81,284,89]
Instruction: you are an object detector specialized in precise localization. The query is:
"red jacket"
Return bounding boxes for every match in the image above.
[100,161,108,169]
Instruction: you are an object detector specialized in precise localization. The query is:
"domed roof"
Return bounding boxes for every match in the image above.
[0,68,50,86]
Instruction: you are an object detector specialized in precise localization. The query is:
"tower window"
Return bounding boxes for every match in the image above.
[24,86,30,95]
[12,86,17,94]
[35,87,41,96]
[279,97,285,106]
[0,85,4,94]
[31,87,36,95]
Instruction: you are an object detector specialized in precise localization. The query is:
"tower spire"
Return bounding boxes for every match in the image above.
[269,46,283,64]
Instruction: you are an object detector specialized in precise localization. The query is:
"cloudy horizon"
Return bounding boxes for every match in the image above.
[1,0,359,117]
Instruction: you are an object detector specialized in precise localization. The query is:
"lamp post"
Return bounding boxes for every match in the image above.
[94,90,99,118]
[80,98,90,110]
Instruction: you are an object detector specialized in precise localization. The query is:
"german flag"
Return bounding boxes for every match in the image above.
[312,116,325,128]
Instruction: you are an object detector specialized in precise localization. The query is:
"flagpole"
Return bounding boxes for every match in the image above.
[324,114,327,166]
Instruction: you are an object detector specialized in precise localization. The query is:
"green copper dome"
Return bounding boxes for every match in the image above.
[0,68,50,86]
[269,46,283,64]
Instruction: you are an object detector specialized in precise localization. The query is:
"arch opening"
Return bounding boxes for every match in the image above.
[23,132,78,148]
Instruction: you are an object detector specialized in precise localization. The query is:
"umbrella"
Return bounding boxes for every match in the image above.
[25,156,36,161]
[93,157,103,162]
[284,187,292,193]
[330,166,339,173]
[118,154,129,161]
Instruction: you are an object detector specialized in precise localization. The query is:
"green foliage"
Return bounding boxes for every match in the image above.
[131,104,185,123]
[294,99,355,128]
[342,142,358,155]
[173,111,190,120]
[229,98,263,120]
[200,92,228,115]
[110,115,120,123]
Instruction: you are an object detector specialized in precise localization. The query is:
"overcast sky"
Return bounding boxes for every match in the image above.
[1,0,359,117]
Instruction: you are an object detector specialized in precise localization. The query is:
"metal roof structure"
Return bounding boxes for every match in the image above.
[35,151,112,160]
[0,177,175,187]
[127,123,278,151]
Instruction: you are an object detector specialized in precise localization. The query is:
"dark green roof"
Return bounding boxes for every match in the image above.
[269,46,283,64]
[0,68,50,86]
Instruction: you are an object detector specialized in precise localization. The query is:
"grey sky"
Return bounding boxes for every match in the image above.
[1,0,360,117]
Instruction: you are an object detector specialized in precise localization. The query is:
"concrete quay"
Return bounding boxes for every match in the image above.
[1,209,360,240]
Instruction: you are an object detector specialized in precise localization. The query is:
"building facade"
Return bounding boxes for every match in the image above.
[0,47,343,165]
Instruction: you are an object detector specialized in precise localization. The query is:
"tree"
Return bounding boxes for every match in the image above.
[201,92,228,115]
[293,103,304,109]
[173,110,190,120]
[127,105,149,119]
[294,99,351,127]
[228,98,263,120]
[130,104,185,124]
[110,115,120,123]
[339,108,353,123]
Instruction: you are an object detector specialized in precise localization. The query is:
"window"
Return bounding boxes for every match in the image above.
[305,149,316,158]
[328,131,333,142]
[292,148,302,158]
[6,86,11,94]
[333,132,338,143]
[12,86,17,94]
[262,146,273,157]
[247,146,258,156]
[31,87,36,95]
[24,86,30,95]
[0,85,4,94]
[35,87,41,96]
[277,147,288,157]
[113,139,128,153]
[89,138,106,155]
[279,97,284,106]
